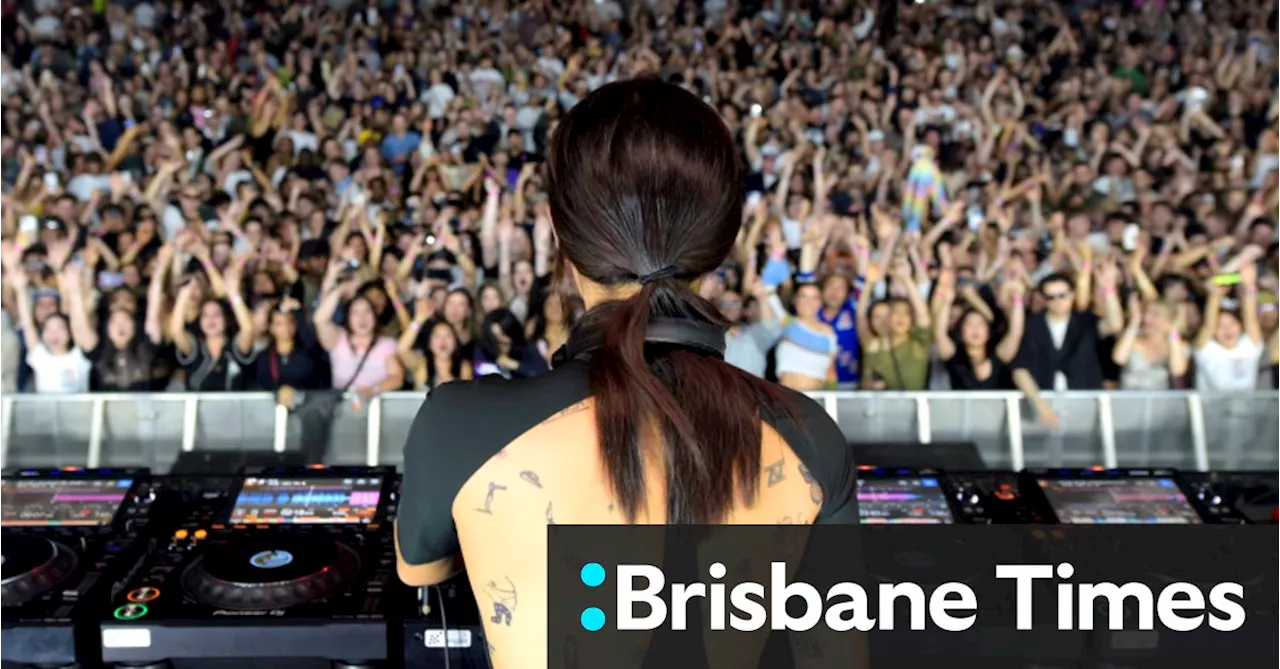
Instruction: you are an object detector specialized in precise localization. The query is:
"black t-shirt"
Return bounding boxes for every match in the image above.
[177,337,257,391]
[397,358,860,565]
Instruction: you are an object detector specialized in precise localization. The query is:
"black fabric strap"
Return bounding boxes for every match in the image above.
[552,318,727,368]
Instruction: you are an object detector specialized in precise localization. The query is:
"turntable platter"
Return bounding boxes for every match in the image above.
[181,533,360,610]
[1,535,77,607]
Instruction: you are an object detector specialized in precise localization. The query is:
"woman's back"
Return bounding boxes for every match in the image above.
[398,358,856,667]
[396,77,858,669]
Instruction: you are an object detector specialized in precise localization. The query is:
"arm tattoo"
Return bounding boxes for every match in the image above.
[475,481,508,514]
[520,470,543,488]
[779,515,793,524]
[548,399,590,423]
[482,576,517,626]
[546,502,555,525]
[486,641,496,659]
[766,459,786,486]
[798,463,824,506]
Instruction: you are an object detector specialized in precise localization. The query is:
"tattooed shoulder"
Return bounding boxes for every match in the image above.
[548,400,590,423]
[766,459,786,487]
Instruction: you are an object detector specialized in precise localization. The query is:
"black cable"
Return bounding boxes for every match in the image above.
[433,585,452,669]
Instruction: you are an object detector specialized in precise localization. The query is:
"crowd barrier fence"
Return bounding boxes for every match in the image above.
[0,391,1275,473]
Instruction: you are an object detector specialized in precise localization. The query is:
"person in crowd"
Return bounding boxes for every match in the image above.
[1194,261,1266,391]
[474,307,549,379]
[3,249,91,393]
[934,273,1027,392]
[1112,294,1191,390]
[1012,259,1125,423]
[255,297,329,407]
[398,290,473,390]
[169,254,257,392]
[722,277,786,378]
[313,270,404,402]
[775,282,838,390]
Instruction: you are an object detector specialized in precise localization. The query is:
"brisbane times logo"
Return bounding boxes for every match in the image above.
[575,561,1248,633]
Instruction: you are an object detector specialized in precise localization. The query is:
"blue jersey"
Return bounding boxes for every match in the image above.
[818,298,860,385]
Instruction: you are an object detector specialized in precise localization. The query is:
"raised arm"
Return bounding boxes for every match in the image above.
[312,278,347,352]
[223,257,256,356]
[1194,286,1225,350]
[4,254,38,352]
[1111,293,1143,368]
[144,245,173,344]
[58,266,98,352]
[995,281,1026,364]
[169,281,198,358]
[1239,260,1264,345]
[932,280,957,361]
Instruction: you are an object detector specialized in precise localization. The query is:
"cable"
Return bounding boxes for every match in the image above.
[433,584,452,669]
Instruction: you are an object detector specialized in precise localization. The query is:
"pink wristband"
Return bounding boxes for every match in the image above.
[1103,288,1117,296]
[1081,263,1093,271]
[1012,297,1025,308]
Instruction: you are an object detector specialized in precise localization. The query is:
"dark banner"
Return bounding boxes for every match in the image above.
[549,525,1278,669]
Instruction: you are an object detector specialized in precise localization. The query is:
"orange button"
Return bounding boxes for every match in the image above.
[212,524,225,530]
[127,587,161,603]
[193,529,208,540]
[995,490,1016,501]
[367,523,380,531]
[174,529,189,540]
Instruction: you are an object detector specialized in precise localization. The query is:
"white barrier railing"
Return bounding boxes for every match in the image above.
[0,390,1276,472]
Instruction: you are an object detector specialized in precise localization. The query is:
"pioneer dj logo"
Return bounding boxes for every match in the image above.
[248,550,294,569]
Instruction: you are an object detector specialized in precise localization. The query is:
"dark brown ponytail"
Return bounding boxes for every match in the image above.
[547,79,796,524]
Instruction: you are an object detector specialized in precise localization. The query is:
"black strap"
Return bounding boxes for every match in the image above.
[339,338,377,391]
[552,318,727,368]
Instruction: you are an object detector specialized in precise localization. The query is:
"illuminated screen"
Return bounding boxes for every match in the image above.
[1,478,133,527]
[858,477,954,524]
[1037,477,1202,524]
[229,477,382,525]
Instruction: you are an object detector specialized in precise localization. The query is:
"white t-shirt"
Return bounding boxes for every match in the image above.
[1047,316,1070,391]
[1195,336,1264,391]
[27,344,92,394]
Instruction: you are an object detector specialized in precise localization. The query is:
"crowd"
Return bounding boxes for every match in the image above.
[1,0,1277,431]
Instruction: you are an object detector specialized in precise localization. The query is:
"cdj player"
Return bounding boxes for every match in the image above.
[99,465,415,669]
[2,468,162,668]
[1179,470,1278,524]
[1022,468,1249,524]
[856,466,1046,524]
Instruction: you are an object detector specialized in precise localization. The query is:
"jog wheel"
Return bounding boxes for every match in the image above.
[181,533,360,610]
[1,535,78,607]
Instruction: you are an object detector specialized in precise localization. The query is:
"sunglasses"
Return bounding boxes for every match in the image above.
[1044,292,1073,301]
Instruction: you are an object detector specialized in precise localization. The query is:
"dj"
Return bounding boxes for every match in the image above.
[395,79,859,665]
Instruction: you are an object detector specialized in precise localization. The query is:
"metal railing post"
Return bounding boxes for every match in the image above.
[87,397,106,468]
[1187,394,1210,472]
[181,396,199,452]
[273,403,289,453]
[1006,396,1025,472]
[823,393,839,422]
[915,395,932,444]
[366,396,382,467]
[1,395,13,470]
[1097,394,1118,469]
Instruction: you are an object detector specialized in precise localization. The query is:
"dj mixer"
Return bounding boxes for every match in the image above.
[1,468,167,668]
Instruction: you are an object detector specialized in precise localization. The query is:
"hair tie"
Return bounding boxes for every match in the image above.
[636,265,680,285]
